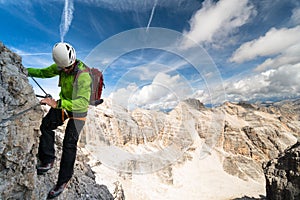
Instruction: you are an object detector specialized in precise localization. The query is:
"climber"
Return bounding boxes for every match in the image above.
[27,42,91,199]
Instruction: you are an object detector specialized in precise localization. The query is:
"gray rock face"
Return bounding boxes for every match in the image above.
[0,42,43,199]
[264,142,300,200]
[0,42,113,199]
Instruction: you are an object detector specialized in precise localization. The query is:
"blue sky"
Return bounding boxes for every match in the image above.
[1,0,300,110]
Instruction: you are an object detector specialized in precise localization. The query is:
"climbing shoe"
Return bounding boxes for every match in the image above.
[47,182,68,199]
[36,162,54,175]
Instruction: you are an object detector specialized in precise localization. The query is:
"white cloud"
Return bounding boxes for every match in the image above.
[230,26,300,64]
[223,63,300,102]
[182,0,254,48]
[132,73,181,104]
[110,72,193,110]
[189,63,300,105]
[267,64,300,93]
[109,83,138,108]
[255,43,300,71]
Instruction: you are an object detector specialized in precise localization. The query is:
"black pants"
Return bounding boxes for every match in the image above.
[39,108,86,186]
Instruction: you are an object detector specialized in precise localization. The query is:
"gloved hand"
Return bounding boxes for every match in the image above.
[40,98,57,108]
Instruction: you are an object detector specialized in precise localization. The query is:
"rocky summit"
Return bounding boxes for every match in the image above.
[1,42,300,199]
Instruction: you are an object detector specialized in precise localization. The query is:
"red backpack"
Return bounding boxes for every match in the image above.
[75,65,105,106]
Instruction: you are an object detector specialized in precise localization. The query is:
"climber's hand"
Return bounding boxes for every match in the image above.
[40,98,57,108]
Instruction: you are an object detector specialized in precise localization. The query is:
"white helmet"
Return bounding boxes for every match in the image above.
[52,42,76,67]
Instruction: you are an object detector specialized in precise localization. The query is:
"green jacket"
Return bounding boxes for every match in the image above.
[27,60,92,113]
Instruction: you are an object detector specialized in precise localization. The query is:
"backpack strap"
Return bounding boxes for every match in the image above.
[74,64,90,85]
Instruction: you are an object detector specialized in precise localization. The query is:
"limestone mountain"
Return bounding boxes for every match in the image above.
[83,96,300,199]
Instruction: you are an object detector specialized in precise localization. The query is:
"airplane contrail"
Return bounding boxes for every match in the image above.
[60,0,74,42]
[146,0,158,31]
